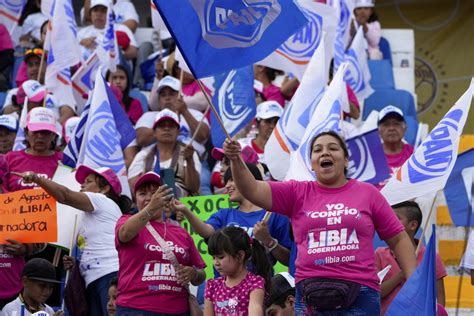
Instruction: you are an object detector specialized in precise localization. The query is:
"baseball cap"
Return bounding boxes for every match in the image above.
[157,76,181,95]
[354,0,374,9]
[153,109,180,129]
[267,272,295,307]
[21,80,46,103]
[90,0,109,9]
[134,171,161,194]
[22,258,61,284]
[211,145,259,164]
[378,105,405,124]
[256,100,283,120]
[75,165,122,195]
[24,47,44,62]
[0,114,18,132]
[26,107,57,133]
[64,116,80,143]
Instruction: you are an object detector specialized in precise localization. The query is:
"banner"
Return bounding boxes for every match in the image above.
[0,0,26,33]
[257,0,337,80]
[95,0,118,72]
[153,0,308,78]
[0,189,57,244]
[71,52,100,114]
[211,66,256,147]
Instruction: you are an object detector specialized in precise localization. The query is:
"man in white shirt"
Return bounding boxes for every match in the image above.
[81,0,139,33]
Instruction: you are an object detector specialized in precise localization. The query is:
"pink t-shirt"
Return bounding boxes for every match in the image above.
[269,179,404,290]
[385,143,414,170]
[375,243,447,315]
[0,246,24,299]
[3,150,63,192]
[0,24,13,51]
[115,216,206,314]
[127,98,144,125]
[204,271,264,315]
[262,84,285,107]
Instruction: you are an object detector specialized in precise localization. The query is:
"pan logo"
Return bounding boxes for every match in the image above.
[406,109,462,183]
[347,137,375,181]
[85,101,124,173]
[344,49,365,94]
[191,0,281,48]
[278,9,322,62]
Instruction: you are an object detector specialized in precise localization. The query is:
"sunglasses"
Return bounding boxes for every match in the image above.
[25,48,44,56]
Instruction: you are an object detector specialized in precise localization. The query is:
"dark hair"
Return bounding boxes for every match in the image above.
[208,226,271,293]
[264,67,277,82]
[24,128,58,151]
[109,277,118,288]
[354,6,379,23]
[223,163,263,184]
[106,65,133,112]
[392,201,423,233]
[94,174,132,214]
[309,131,349,177]
[40,20,48,37]
[270,289,295,308]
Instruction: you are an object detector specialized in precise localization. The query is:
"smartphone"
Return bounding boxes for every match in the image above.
[160,168,177,197]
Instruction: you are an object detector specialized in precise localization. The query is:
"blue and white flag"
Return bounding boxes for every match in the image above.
[257,0,337,80]
[386,225,437,316]
[62,102,90,168]
[71,52,101,114]
[76,70,134,196]
[285,62,348,181]
[211,66,256,148]
[382,78,474,205]
[344,26,373,101]
[264,35,328,180]
[444,148,474,227]
[0,0,26,33]
[332,0,354,71]
[153,0,308,78]
[96,0,118,73]
[346,128,390,184]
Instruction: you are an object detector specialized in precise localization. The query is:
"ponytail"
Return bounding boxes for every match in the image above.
[250,236,272,294]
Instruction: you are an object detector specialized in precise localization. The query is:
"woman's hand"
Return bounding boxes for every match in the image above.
[170,199,189,214]
[181,145,195,162]
[62,255,75,271]
[253,221,273,246]
[176,264,197,286]
[4,239,26,256]
[144,185,174,217]
[80,36,97,49]
[223,139,242,162]
[10,171,39,184]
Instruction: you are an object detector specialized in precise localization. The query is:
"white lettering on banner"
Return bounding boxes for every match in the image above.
[215,7,263,29]
[142,262,177,282]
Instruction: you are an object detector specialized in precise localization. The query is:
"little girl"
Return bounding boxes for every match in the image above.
[204,226,271,316]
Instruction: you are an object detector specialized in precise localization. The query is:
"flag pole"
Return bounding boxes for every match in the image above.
[415,194,438,256]
[61,214,78,310]
[188,104,211,146]
[196,79,231,140]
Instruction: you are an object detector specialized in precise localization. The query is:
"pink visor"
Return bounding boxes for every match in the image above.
[134,171,161,194]
[75,165,122,195]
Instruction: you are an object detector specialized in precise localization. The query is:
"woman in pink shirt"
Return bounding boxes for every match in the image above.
[224,131,417,314]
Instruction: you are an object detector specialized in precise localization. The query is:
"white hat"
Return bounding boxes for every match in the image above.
[22,80,46,103]
[254,80,264,94]
[378,105,405,123]
[64,116,81,143]
[90,0,110,9]
[157,76,181,95]
[26,107,57,133]
[354,0,374,9]
[0,114,18,132]
[153,109,180,129]
[256,101,284,120]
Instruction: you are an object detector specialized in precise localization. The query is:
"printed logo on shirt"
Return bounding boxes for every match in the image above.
[216,297,239,313]
[18,173,49,187]
[144,241,186,256]
[227,223,254,237]
[142,261,178,282]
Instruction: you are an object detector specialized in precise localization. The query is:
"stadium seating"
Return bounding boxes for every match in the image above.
[362,89,417,120]
[0,92,6,111]
[368,60,395,90]
[379,36,392,64]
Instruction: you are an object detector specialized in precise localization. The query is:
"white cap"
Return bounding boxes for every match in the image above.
[256,101,284,120]
[153,109,180,129]
[354,0,374,9]
[64,116,80,143]
[254,80,264,94]
[22,80,46,103]
[157,76,181,95]
[90,0,110,9]
[0,114,18,132]
[26,107,57,133]
[378,105,405,123]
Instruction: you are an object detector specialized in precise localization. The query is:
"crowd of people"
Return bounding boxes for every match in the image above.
[0,0,472,315]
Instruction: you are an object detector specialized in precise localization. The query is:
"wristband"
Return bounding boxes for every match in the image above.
[265,238,279,252]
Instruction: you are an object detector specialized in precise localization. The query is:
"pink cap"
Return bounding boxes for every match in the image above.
[75,165,122,195]
[26,107,57,133]
[211,145,259,164]
[153,109,180,129]
[134,171,161,194]
[22,80,46,103]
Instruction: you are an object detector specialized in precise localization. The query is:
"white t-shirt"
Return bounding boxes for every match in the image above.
[21,12,48,41]
[128,144,202,179]
[80,0,139,27]
[77,192,122,286]
[460,229,474,272]
[77,23,137,61]
[1,297,55,316]
[135,110,209,155]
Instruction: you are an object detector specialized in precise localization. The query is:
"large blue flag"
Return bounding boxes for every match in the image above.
[444,148,474,227]
[211,66,256,147]
[346,129,391,184]
[153,0,308,78]
[386,225,437,316]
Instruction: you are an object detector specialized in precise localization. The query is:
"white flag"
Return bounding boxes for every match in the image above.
[0,0,26,33]
[258,0,337,80]
[381,79,474,205]
[344,26,373,101]
[265,36,328,180]
[285,63,348,181]
[96,0,119,73]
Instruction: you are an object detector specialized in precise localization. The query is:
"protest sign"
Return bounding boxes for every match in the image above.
[0,189,57,244]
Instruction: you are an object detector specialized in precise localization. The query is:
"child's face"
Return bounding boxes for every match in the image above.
[213,252,242,276]
[23,278,54,305]
[394,208,417,235]
[266,302,294,316]
[107,285,117,316]
[354,7,373,24]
